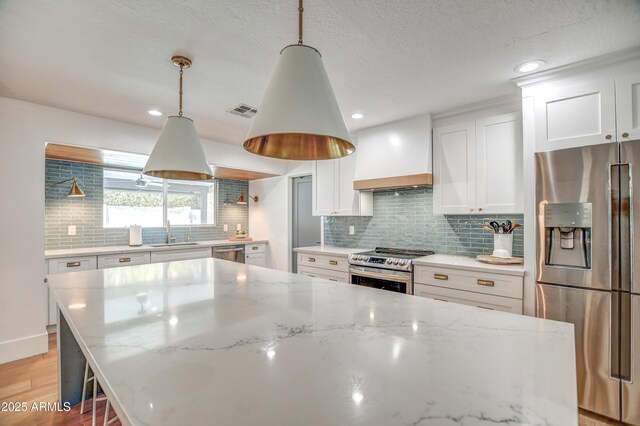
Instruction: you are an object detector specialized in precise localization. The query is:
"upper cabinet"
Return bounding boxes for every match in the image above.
[521,60,640,152]
[353,114,432,185]
[312,152,373,217]
[433,112,523,215]
[615,71,640,141]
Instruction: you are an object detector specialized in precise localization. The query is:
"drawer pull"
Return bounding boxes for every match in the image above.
[329,279,338,282]
[252,246,259,250]
[119,257,131,263]
[477,306,494,310]
[329,260,338,265]
[434,298,448,302]
[66,262,81,267]
[308,257,316,262]
[434,273,448,280]
[477,279,495,287]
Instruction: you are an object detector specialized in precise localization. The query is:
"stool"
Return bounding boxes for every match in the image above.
[80,360,119,426]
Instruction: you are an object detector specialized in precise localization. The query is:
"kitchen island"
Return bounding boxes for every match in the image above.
[47,258,577,426]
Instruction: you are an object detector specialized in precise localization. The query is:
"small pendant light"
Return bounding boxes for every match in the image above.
[243,0,355,160]
[144,56,213,180]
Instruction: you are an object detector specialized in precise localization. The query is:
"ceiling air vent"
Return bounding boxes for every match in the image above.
[228,104,258,118]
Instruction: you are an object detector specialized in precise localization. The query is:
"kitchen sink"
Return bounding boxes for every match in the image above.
[149,242,200,247]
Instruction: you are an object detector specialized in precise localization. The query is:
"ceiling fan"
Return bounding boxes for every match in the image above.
[133,173,163,189]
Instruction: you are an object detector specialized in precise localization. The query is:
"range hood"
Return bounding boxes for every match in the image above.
[353,173,432,191]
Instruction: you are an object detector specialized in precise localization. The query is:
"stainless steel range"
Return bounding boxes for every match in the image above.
[348,247,434,294]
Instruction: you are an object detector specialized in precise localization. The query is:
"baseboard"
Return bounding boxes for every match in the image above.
[0,332,49,364]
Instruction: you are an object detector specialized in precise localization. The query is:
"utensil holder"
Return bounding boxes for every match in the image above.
[493,234,513,258]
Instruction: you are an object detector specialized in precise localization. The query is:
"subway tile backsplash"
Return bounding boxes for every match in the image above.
[323,187,524,257]
[45,159,249,249]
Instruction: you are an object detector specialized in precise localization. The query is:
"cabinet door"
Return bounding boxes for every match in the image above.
[336,153,372,216]
[245,253,266,267]
[414,283,523,314]
[534,77,616,151]
[48,256,97,274]
[476,113,523,214]
[150,247,211,263]
[615,71,640,141]
[312,160,337,216]
[433,122,476,214]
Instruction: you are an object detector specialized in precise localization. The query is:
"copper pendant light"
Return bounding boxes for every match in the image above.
[243,0,355,160]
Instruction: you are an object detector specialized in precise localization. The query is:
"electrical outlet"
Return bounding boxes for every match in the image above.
[349,225,355,235]
[223,224,228,232]
[68,225,76,236]
[236,224,242,231]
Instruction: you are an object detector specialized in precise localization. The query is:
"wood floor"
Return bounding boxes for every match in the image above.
[0,334,120,426]
[0,333,626,425]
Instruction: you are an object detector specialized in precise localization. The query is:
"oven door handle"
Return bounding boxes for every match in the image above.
[349,269,410,284]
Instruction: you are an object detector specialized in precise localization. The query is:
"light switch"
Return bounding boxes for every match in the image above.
[68,225,76,236]
[223,224,228,232]
[349,225,355,235]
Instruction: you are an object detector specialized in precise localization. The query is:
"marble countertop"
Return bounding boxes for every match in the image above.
[48,258,576,426]
[293,245,370,257]
[413,254,526,276]
[45,239,269,259]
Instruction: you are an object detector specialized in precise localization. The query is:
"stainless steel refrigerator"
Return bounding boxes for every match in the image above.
[535,141,640,424]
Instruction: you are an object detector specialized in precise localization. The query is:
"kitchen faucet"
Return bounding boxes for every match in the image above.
[167,220,175,244]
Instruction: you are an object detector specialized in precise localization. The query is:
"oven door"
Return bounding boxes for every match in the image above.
[348,265,412,294]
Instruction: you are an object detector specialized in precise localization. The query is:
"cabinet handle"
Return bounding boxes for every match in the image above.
[329,260,338,265]
[478,208,483,212]
[252,246,259,250]
[434,273,448,280]
[469,208,474,212]
[605,134,613,140]
[308,257,316,262]
[434,298,448,302]
[622,132,629,138]
[329,279,338,282]
[119,257,131,263]
[477,306,494,310]
[66,262,81,267]
[477,279,495,287]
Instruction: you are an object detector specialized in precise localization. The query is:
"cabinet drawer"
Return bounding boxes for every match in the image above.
[98,252,150,269]
[48,256,97,274]
[245,243,265,254]
[246,253,266,267]
[414,283,523,314]
[414,265,523,299]
[150,247,211,263]
[297,253,348,272]
[298,266,349,283]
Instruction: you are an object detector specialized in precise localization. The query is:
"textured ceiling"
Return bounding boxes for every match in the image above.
[1,0,639,145]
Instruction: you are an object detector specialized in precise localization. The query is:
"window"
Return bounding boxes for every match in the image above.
[103,169,216,228]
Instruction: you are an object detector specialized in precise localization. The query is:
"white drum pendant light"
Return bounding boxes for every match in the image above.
[144,56,213,180]
[243,0,355,160]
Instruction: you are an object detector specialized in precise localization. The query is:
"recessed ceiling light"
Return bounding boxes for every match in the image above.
[148,109,162,116]
[351,112,366,120]
[515,60,546,73]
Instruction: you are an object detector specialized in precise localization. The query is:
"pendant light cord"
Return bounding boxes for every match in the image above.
[298,0,303,45]
[178,65,184,117]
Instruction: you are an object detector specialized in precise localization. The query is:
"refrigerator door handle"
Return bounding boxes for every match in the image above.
[611,164,621,292]
[612,291,621,380]
[620,164,632,294]
[621,292,632,382]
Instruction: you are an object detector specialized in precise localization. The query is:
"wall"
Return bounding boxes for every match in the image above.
[0,96,285,364]
[323,187,524,257]
[45,159,248,249]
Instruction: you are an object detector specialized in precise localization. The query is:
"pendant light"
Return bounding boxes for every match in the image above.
[143,56,213,180]
[243,0,355,160]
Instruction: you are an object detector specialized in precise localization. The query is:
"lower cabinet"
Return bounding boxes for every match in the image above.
[296,252,349,283]
[246,253,266,267]
[413,265,523,314]
[150,247,211,263]
[47,256,98,326]
[98,252,150,269]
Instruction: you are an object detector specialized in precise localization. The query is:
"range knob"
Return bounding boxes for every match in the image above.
[386,258,392,264]
[393,259,399,265]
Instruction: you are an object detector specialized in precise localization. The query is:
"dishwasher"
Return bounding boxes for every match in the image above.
[212,245,245,263]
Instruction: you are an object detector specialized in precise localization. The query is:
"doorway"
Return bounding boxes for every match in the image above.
[291,175,321,272]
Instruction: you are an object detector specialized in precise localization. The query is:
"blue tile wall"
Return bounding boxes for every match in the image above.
[323,187,524,257]
[45,159,249,249]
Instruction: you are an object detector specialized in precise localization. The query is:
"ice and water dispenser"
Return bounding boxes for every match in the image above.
[543,203,592,269]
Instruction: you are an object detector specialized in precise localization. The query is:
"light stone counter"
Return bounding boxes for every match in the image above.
[293,245,370,257]
[47,258,576,426]
[44,239,269,259]
[413,253,526,276]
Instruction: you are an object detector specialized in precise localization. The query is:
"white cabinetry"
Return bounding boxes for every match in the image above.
[47,256,97,325]
[150,247,211,263]
[98,252,150,269]
[414,265,523,314]
[616,71,640,141]
[433,112,522,215]
[245,243,266,267]
[312,156,372,216]
[296,251,349,283]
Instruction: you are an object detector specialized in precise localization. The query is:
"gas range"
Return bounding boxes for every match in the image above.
[348,247,435,272]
